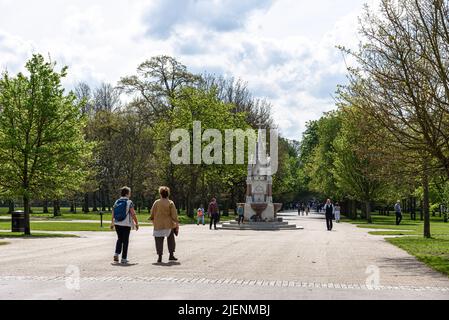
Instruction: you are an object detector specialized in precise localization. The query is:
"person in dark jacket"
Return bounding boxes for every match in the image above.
[324,199,334,231]
[208,198,220,230]
[394,200,403,226]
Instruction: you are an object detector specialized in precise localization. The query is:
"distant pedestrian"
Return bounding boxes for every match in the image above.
[306,204,310,216]
[394,200,403,226]
[111,187,139,264]
[324,199,334,231]
[150,186,179,263]
[197,205,205,226]
[237,204,245,225]
[334,203,341,223]
[208,198,220,230]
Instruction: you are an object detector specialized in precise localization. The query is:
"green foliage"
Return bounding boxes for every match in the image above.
[332,107,384,205]
[272,138,303,204]
[0,54,92,233]
[301,111,341,198]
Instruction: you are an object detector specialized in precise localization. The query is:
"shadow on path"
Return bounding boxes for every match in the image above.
[152,262,181,267]
[110,263,139,267]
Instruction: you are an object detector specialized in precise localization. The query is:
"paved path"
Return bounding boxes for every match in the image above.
[0,212,448,300]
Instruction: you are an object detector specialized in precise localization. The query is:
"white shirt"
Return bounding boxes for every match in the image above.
[113,197,135,228]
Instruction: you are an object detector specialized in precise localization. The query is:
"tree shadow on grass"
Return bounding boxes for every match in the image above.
[378,256,448,279]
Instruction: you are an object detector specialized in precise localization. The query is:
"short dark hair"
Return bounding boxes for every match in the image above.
[121,187,131,197]
[159,186,170,199]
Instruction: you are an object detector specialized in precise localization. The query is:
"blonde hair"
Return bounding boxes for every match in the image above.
[159,186,170,199]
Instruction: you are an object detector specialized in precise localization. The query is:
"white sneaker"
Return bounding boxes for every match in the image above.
[121,259,129,264]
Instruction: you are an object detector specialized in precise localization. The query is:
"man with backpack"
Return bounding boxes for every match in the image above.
[324,199,334,231]
[111,187,139,264]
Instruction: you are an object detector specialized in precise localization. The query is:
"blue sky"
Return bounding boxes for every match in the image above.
[0,0,377,140]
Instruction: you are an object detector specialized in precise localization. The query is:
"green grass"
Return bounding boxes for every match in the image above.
[0,207,236,225]
[368,230,415,236]
[0,232,78,238]
[0,211,236,232]
[387,235,449,276]
[344,212,449,277]
[0,221,113,232]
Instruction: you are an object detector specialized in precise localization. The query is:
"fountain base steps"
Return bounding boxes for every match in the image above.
[218,220,304,231]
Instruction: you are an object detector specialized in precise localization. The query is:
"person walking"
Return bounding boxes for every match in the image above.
[197,205,205,226]
[306,204,310,216]
[334,202,341,223]
[150,186,179,263]
[237,204,245,225]
[111,187,139,264]
[324,199,334,231]
[208,198,220,230]
[394,200,403,226]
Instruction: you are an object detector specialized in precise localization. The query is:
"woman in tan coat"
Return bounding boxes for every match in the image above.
[150,186,179,263]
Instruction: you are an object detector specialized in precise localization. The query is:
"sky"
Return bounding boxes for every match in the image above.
[0,0,377,140]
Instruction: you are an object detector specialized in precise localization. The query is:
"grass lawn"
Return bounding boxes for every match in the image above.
[0,207,236,225]
[0,221,113,232]
[0,211,236,232]
[387,235,449,276]
[0,232,78,239]
[344,212,449,277]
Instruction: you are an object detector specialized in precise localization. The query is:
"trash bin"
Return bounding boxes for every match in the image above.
[11,210,25,232]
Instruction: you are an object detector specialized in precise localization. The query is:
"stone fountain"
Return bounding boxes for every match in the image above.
[220,128,301,231]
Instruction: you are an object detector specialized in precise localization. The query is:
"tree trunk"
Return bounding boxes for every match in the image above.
[422,164,431,239]
[83,193,89,213]
[8,200,15,214]
[23,195,31,235]
[365,201,372,224]
[53,200,61,217]
[360,202,366,219]
[101,190,106,212]
[43,200,49,214]
[92,191,98,212]
[70,200,75,213]
[351,200,357,219]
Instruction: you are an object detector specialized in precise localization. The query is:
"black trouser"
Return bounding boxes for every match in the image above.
[155,230,176,256]
[238,215,244,224]
[115,225,131,260]
[396,212,403,225]
[326,214,333,231]
[210,214,218,229]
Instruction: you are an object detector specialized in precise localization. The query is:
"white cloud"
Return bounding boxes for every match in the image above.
[0,0,378,140]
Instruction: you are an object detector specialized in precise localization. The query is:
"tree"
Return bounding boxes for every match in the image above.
[340,0,449,237]
[0,54,92,235]
[303,112,342,199]
[93,83,121,112]
[333,106,386,223]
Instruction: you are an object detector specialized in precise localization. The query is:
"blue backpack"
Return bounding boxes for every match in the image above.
[114,199,129,222]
